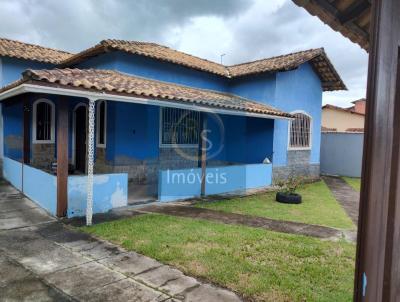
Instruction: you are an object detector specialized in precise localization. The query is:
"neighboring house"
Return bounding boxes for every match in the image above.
[347,98,366,114]
[0,38,345,217]
[321,102,365,132]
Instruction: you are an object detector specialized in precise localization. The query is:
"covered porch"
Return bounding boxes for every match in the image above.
[0,68,292,222]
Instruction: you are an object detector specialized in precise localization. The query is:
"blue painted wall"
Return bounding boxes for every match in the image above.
[68,173,128,217]
[3,157,23,190]
[3,101,23,160]
[23,164,57,215]
[273,63,323,165]
[76,51,229,91]
[106,101,159,162]
[228,73,276,103]
[206,114,274,165]
[158,163,272,202]
[0,57,52,87]
[103,104,274,166]
[227,63,322,166]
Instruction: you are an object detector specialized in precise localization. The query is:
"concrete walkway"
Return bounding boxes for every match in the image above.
[322,176,360,225]
[138,204,356,242]
[0,181,242,301]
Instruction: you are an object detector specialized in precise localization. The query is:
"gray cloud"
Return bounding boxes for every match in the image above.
[0,0,252,51]
[0,0,367,106]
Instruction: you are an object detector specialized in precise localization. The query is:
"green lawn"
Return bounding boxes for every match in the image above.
[342,177,361,192]
[82,214,355,302]
[195,181,354,230]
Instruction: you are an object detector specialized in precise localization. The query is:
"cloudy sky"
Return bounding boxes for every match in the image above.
[0,0,368,107]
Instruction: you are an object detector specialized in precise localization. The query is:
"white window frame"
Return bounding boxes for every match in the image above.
[96,100,107,148]
[32,98,55,144]
[287,110,312,151]
[159,107,200,148]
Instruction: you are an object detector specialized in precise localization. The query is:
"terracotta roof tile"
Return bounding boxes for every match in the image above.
[0,38,73,64]
[322,104,364,115]
[2,68,292,118]
[61,39,229,76]
[346,128,364,132]
[61,39,346,91]
[227,48,346,91]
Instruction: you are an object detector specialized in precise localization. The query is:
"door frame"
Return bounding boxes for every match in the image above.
[72,103,88,172]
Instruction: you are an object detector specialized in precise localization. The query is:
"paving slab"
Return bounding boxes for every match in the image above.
[9,237,91,274]
[0,197,38,213]
[0,226,43,252]
[0,252,72,302]
[0,254,32,286]
[322,176,360,224]
[135,265,199,296]
[0,206,55,230]
[98,251,162,277]
[69,239,127,260]
[79,278,169,302]
[182,284,242,302]
[44,261,126,299]
[0,275,72,302]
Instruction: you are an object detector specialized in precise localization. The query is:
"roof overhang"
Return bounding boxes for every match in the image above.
[292,0,371,51]
[0,83,292,120]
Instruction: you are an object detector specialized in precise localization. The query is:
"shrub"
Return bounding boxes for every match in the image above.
[276,175,303,194]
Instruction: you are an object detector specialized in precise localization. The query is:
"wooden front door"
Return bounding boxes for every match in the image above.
[74,105,87,173]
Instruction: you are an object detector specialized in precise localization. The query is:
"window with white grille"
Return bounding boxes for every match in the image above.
[160,108,200,146]
[289,112,311,149]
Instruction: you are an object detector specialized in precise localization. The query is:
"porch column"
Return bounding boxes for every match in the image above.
[86,98,96,226]
[22,99,30,164]
[56,97,69,217]
[354,0,400,301]
[200,113,207,196]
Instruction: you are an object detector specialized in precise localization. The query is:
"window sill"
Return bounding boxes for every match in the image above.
[160,144,199,148]
[288,147,312,151]
[32,140,55,144]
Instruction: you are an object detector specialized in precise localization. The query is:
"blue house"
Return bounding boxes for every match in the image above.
[0,38,346,219]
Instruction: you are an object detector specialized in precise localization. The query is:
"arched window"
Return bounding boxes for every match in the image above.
[96,100,107,147]
[288,111,312,149]
[32,99,55,143]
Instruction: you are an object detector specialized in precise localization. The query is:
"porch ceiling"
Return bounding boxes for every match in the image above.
[0,68,293,119]
[293,0,371,51]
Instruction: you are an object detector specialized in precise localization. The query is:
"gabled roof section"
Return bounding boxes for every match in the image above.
[0,38,73,64]
[60,39,229,76]
[0,68,293,119]
[60,39,346,91]
[227,48,346,91]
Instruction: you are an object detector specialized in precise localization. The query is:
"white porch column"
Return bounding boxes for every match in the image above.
[86,98,96,226]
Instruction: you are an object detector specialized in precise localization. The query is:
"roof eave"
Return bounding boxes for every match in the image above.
[0,82,293,120]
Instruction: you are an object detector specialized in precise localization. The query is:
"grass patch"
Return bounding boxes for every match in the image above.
[195,181,354,230]
[82,214,355,302]
[342,177,361,192]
